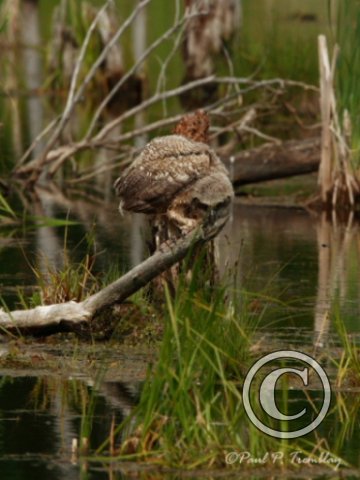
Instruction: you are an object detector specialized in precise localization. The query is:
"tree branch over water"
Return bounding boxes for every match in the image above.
[0,221,223,337]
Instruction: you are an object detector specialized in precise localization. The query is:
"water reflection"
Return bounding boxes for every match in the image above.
[314,212,360,342]
[0,375,141,480]
[2,1,359,477]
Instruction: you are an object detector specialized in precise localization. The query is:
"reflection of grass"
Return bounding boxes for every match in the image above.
[97,276,264,466]
[2,245,353,472]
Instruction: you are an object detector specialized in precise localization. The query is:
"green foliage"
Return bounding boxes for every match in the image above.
[331,0,360,168]
[89,268,340,470]
[0,192,16,220]
[15,229,99,309]
[98,278,256,466]
[239,0,328,83]
[334,310,360,387]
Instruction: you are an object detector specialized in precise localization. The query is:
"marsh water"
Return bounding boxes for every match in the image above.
[1,0,360,478]
[2,194,360,478]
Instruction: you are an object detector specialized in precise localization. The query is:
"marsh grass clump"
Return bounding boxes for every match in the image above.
[87,271,345,472]
[15,230,101,310]
[333,0,360,171]
[35,253,99,306]
[333,312,360,388]
[105,281,256,466]
[91,263,296,467]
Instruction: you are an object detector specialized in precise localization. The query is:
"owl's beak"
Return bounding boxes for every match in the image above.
[118,200,125,216]
[205,200,231,231]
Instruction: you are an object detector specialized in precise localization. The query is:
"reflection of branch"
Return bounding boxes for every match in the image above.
[0,221,223,336]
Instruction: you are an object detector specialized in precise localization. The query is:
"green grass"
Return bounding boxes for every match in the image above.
[95,276,263,467]
[333,310,360,388]
[0,237,356,472]
[84,266,341,472]
[330,0,360,169]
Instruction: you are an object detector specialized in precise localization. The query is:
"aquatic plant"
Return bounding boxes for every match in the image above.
[17,230,100,309]
[84,270,341,472]
[333,311,360,388]
[0,192,16,222]
[331,0,360,170]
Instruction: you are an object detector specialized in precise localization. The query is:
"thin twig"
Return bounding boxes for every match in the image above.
[17,117,59,166]
[21,1,150,170]
[92,75,214,143]
[93,77,297,144]
[15,76,316,180]
[85,10,204,138]
[242,126,282,145]
[40,1,113,164]
[77,0,151,109]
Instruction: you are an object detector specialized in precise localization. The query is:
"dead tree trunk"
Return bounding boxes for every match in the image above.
[317,34,359,209]
[181,0,241,108]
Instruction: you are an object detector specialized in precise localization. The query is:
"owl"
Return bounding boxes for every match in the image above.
[114,111,234,234]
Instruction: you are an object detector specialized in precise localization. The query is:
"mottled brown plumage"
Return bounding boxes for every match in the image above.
[114,110,233,233]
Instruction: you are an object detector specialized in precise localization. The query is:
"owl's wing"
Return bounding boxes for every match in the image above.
[114,140,211,214]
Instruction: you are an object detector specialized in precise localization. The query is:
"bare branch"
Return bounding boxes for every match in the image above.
[14,76,316,180]
[40,1,112,164]
[0,221,223,336]
[19,0,151,168]
[85,10,203,138]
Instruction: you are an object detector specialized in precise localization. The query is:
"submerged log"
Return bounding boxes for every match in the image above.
[0,220,224,337]
[223,137,321,186]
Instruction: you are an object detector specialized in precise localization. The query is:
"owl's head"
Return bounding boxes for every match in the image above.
[188,172,234,227]
[191,172,233,206]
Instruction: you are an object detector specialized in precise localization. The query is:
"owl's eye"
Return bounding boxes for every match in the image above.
[191,198,208,211]
[216,197,231,210]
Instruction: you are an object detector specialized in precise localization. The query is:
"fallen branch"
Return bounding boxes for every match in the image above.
[223,136,321,185]
[0,220,223,337]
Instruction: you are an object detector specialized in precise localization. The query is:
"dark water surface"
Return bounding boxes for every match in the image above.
[1,196,360,478]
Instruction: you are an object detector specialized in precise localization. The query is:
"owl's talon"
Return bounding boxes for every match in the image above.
[157,238,175,253]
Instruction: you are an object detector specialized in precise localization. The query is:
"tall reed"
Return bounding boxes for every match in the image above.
[331,0,360,169]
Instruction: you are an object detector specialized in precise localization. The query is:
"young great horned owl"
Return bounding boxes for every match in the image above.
[114,134,233,232]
